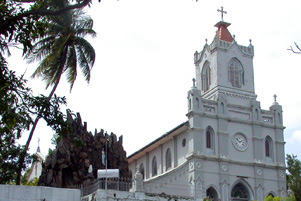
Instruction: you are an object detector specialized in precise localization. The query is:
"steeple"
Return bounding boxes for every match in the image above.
[193,7,256,106]
[215,6,233,42]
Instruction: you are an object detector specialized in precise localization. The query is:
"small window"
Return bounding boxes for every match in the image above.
[265,136,273,159]
[196,98,199,109]
[277,113,282,124]
[206,130,212,149]
[139,163,145,179]
[182,138,186,147]
[205,127,215,154]
[165,148,171,171]
[221,102,225,114]
[152,156,157,176]
[255,109,259,120]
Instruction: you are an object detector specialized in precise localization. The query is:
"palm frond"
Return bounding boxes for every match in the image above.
[74,37,95,66]
[26,36,56,63]
[27,4,96,92]
[65,45,77,91]
[75,44,92,83]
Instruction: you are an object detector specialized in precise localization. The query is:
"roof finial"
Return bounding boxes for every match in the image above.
[37,138,40,153]
[273,94,279,105]
[217,6,227,21]
[192,78,196,88]
[249,39,252,45]
[205,38,208,44]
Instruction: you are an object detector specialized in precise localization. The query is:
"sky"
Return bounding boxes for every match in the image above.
[6,0,301,160]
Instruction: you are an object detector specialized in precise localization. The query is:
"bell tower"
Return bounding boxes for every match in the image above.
[193,7,256,106]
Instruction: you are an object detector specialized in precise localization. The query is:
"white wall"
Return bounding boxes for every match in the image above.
[81,189,194,201]
[0,185,80,201]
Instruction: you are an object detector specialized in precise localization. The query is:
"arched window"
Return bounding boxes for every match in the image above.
[206,127,215,154]
[228,58,244,88]
[265,136,273,159]
[206,130,212,149]
[255,109,259,120]
[139,163,145,179]
[202,61,211,92]
[277,113,282,124]
[165,148,171,171]
[196,98,200,109]
[206,187,218,201]
[231,183,249,201]
[221,102,225,114]
[152,156,157,176]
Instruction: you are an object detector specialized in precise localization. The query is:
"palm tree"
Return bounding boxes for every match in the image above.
[16,7,96,184]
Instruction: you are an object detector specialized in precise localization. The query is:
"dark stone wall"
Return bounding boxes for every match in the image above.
[38,111,131,187]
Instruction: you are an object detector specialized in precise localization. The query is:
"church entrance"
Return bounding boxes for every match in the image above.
[231,183,249,201]
[206,187,218,201]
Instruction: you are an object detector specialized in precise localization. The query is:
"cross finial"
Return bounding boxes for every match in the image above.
[217,6,227,21]
[273,94,279,105]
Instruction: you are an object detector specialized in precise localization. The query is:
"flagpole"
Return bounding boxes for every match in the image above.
[105,135,108,191]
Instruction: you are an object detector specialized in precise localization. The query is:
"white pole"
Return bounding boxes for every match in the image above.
[105,136,108,191]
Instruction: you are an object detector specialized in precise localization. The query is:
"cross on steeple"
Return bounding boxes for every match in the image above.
[217,6,227,21]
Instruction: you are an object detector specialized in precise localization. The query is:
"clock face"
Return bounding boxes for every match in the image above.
[232,133,248,151]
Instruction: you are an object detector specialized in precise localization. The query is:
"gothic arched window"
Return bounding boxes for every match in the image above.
[265,136,273,159]
[196,98,200,109]
[206,127,215,154]
[152,156,157,176]
[206,130,212,149]
[139,163,145,179]
[202,61,211,92]
[228,58,244,88]
[165,148,171,171]
[231,183,249,201]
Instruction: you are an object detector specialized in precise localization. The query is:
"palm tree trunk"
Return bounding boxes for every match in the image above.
[16,67,63,185]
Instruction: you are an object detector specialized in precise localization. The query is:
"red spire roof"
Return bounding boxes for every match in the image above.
[214,21,233,42]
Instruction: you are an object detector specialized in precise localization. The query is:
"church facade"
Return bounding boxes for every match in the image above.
[128,18,286,201]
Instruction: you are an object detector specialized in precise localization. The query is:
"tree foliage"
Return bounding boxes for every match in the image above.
[0,58,68,184]
[26,7,96,92]
[1,0,96,185]
[286,154,301,201]
[265,195,296,201]
[0,0,94,54]
[0,56,32,183]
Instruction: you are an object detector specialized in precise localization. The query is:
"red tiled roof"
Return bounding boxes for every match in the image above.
[214,21,233,42]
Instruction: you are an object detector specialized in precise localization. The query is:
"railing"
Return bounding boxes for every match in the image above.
[80,177,132,197]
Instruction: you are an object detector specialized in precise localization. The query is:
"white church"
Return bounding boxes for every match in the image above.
[128,9,287,201]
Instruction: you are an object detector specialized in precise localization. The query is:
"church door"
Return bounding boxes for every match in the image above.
[206,187,218,201]
[231,183,249,201]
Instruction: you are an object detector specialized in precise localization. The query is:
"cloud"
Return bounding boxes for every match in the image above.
[286,130,301,144]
